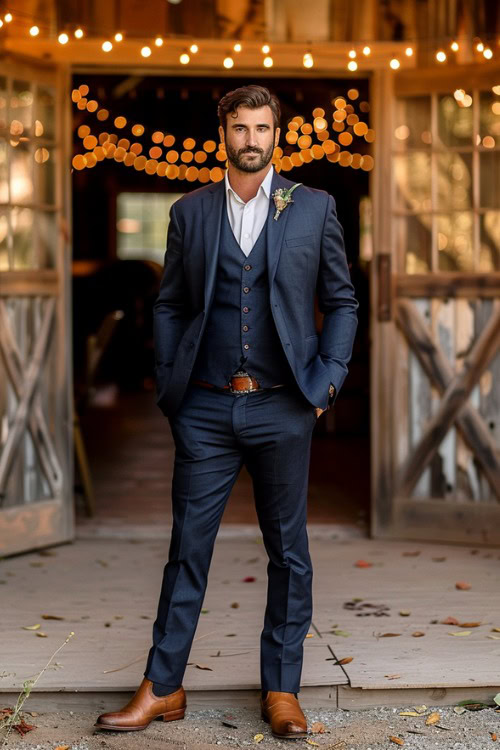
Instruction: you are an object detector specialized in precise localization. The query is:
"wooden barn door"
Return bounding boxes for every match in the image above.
[371,67,500,545]
[0,57,73,556]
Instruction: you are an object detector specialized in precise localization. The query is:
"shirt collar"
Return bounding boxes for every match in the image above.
[225,164,274,203]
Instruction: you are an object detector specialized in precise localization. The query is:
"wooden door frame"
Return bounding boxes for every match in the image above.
[370,65,500,545]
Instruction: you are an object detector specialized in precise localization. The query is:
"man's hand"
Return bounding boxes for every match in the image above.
[315,407,326,419]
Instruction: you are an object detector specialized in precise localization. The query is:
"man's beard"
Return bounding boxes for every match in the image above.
[225,141,275,173]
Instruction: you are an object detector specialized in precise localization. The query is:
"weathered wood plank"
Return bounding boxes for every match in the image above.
[396,273,500,298]
[0,271,59,297]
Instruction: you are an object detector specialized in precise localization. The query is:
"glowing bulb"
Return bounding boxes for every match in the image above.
[262,44,270,54]
[389,57,400,69]
[223,56,234,68]
[0,19,3,28]
[347,60,358,71]
[5,13,13,22]
[348,49,356,59]
[141,46,151,57]
[114,32,123,42]
[263,55,273,68]
[155,37,163,47]
[58,32,69,44]
[303,53,313,68]
[454,89,465,101]
[180,52,190,64]
[189,43,198,53]
[362,45,371,55]
[234,42,242,52]
[476,41,484,52]
[436,50,446,62]
[405,46,413,56]
[102,40,113,52]
[29,25,40,36]
[483,48,493,59]
[74,28,84,38]
[451,40,459,51]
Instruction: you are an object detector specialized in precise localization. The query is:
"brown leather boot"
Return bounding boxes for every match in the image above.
[261,690,308,739]
[94,678,186,731]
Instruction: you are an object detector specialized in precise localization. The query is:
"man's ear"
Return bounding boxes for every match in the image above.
[274,127,280,147]
[218,125,225,146]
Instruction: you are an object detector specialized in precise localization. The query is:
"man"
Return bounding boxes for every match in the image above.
[95,84,358,738]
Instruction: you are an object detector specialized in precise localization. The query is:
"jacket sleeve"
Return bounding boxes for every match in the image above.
[153,201,190,375]
[316,194,359,404]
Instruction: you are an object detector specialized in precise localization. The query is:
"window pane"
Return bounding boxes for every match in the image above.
[438,94,473,147]
[479,212,500,271]
[36,211,57,269]
[0,76,7,131]
[394,152,431,211]
[437,212,474,271]
[397,214,432,273]
[35,146,56,205]
[10,142,33,204]
[0,137,7,202]
[0,208,8,271]
[11,80,33,137]
[479,90,500,143]
[394,96,431,149]
[116,192,184,265]
[11,207,34,269]
[36,85,56,141]
[437,152,472,211]
[480,151,500,209]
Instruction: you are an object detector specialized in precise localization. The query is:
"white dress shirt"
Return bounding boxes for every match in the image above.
[224,165,274,257]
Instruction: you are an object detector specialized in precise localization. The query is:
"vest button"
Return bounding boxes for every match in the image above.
[242,325,249,332]
[244,264,252,271]
[243,306,249,313]
[243,286,250,293]
[243,344,250,350]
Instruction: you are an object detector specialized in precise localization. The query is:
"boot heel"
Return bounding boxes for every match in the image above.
[158,707,185,722]
[261,711,270,723]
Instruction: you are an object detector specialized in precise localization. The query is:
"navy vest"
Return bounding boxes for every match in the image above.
[191,196,294,387]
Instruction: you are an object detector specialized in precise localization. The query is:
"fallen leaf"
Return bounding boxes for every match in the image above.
[12,718,36,736]
[305,633,315,638]
[402,551,420,557]
[448,630,472,636]
[311,721,326,733]
[201,609,209,614]
[492,628,500,633]
[412,631,426,637]
[399,610,411,617]
[379,633,402,637]
[426,712,440,725]
[41,614,64,620]
[306,740,320,746]
[389,736,405,745]
[243,576,256,582]
[384,674,401,680]
[459,622,481,628]
[230,602,239,608]
[96,559,108,567]
[54,746,71,750]
[458,700,490,711]
[455,581,471,590]
[414,706,427,714]
[494,693,500,706]
[440,616,459,625]
[489,635,500,640]
[337,657,353,665]
[254,733,264,743]
[36,632,48,637]
[491,733,497,741]
[453,706,466,715]
[222,721,238,728]
[344,600,390,617]
[354,560,373,568]
[432,557,446,562]
[22,624,41,631]
[399,711,420,717]
[331,629,350,637]
[194,664,213,671]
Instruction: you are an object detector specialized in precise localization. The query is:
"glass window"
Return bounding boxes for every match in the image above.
[11,80,33,136]
[438,94,473,147]
[10,141,33,204]
[397,214,432,273]
[116,192,184,265]
[394,151,431,212]
[437,212,474,271]
[11,206,34,269]
[394,96,431,149]
[480,151,500,210]
[36,85,56,141]
[479,212,500,271]
[436,152,472,212]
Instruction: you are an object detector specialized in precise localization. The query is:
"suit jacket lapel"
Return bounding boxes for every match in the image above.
[202,179,225,311]
[266,169,296,288]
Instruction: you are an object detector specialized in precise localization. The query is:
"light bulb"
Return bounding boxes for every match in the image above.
[451,40,459,51]
[483,48,493,59]
[114,32,123,42]
[58,32,69,44]
[262,44,270,54]
[347,60,358,71]
[476,41,484,52]
[303,53,313,68]
[362,46,371,55]
[348,49,356,59]
[155,37,163,47]
[74,28,84,38]
[405,46,413,56]
[234,42,242,52]
[141,46,151,57]
[389,57,400,69]
[223,56,234,68]
[5,12,13,22]
[102,40,113,52]
[29,25,40,36]
[180,52,190,64]
[189,43,198,53]
[436,50,446,62]
[263,56,273,67]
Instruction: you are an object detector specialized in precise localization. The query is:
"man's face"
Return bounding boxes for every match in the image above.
[219,105,280,173]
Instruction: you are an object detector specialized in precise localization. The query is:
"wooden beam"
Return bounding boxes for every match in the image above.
[395,300,500,499]
[396,299,500,500]
[396,273,500,299]
[0,271,60,297]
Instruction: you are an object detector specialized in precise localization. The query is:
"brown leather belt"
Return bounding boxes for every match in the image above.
[191,374,285,395]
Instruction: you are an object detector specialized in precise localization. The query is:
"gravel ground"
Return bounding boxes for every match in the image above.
[1,702,499,750]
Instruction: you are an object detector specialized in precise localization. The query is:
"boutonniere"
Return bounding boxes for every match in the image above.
[272,183,302,221]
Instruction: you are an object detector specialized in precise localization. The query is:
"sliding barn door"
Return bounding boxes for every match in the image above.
[371,68,500,544]
[0,57,73,556]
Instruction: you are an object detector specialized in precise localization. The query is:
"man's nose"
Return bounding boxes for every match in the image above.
[245,130,258,146]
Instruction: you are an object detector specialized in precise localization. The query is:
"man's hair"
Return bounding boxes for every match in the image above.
[217,84,281,134]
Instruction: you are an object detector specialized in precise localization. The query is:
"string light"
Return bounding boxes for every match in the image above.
[102,40,112,52]
[58,32,69,44]
[74,28,84,38]
[348,49,356,59]
[362,46,371,56]
[483,48,493,59]
[114,32,123,42]
[0,19,4,28]
[476,41,484,52]
[4,12,12,22]
[389,57,400,69]
[223,56,234,69]
[436,50,446,62]
[180,52,190,64]
[303,52,313,68]
[263,56,273,67]
[405,46,413,56]
[141,46,151,57]
[262,44,270,54]
[450,40,459,51]
[234,42,242,52]
[189,43,198,53]
[347,60,358,71]
[155,37,163,47]
[29,25,39,36]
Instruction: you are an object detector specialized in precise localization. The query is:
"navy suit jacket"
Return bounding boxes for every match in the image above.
[153,169,358,417]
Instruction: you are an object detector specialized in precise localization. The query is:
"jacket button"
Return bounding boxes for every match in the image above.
[244,264,252,271]
[243,344,250,350]
[243,287,250,293]
[243,306,249,313]
[242,325,249,332]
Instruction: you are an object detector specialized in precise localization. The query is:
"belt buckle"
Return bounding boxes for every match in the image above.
[229,371,256,395]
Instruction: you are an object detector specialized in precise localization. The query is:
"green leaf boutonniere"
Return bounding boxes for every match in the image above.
[272,182,302,221]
